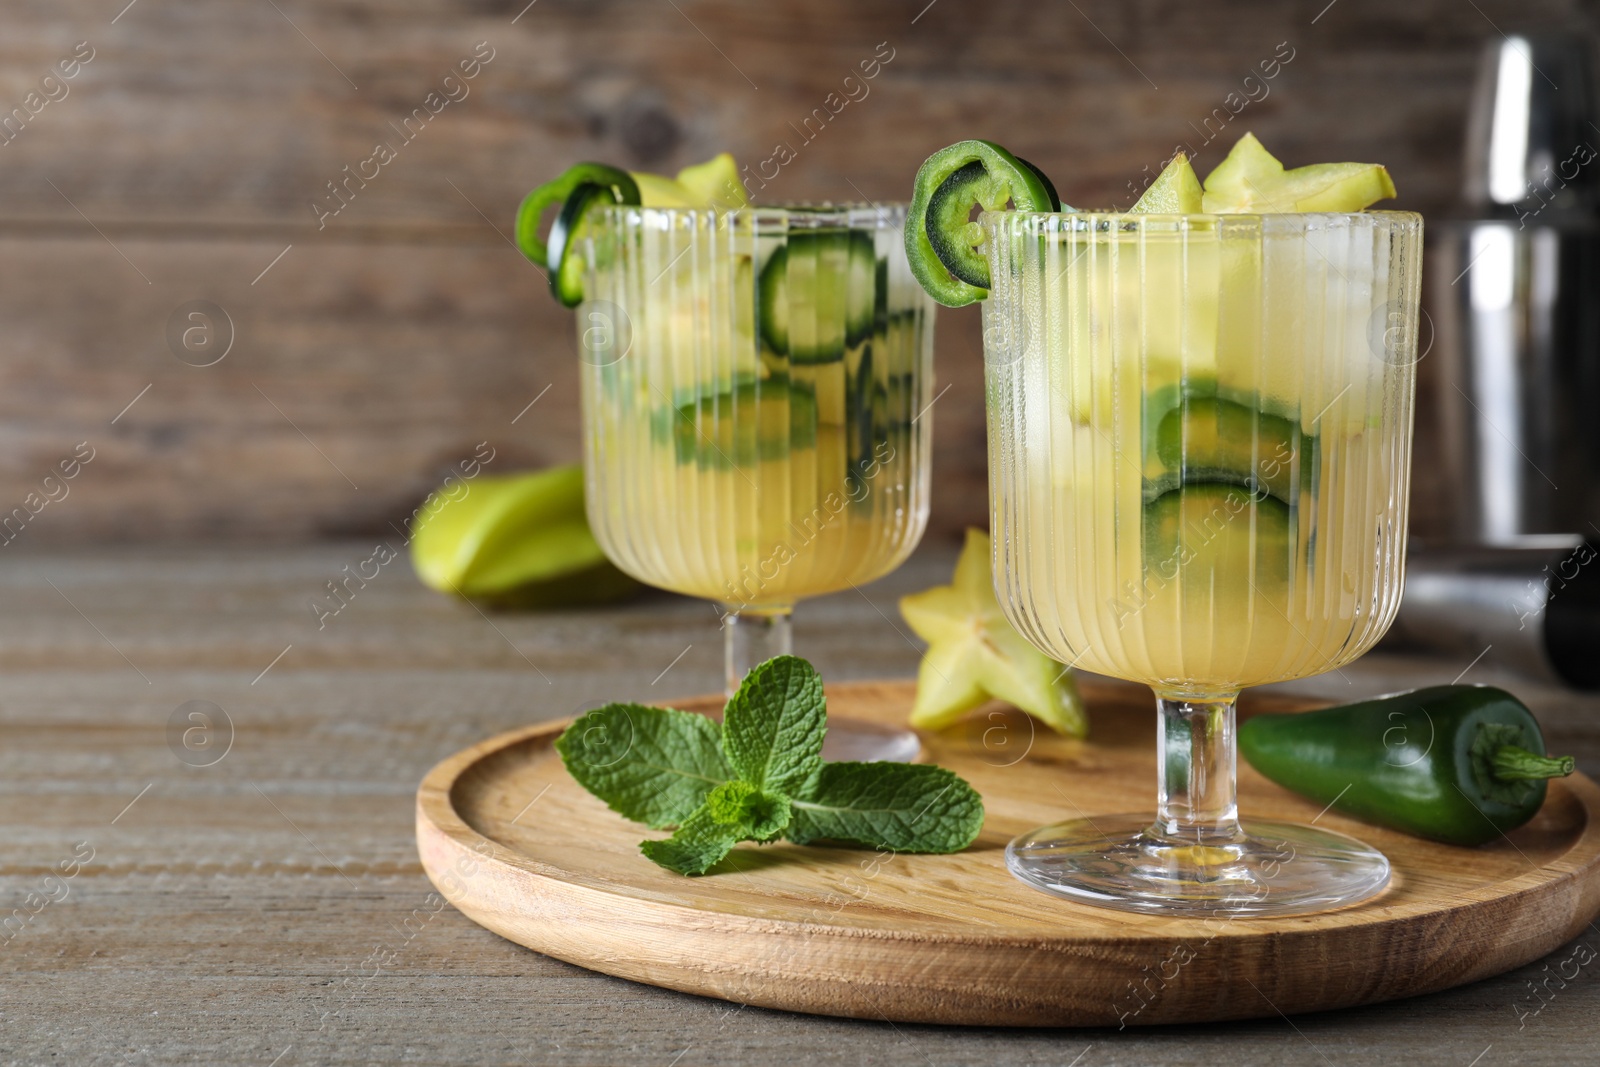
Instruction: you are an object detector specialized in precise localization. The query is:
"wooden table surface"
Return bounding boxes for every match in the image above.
[3,542,1598,1066]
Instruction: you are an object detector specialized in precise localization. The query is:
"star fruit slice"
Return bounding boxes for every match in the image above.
[627,153,751,209]
[673,152,749,210]
[409,465,638,606]
[1199,132,1396,214]
[1131,152,1204,213]
[899,528,1088,736]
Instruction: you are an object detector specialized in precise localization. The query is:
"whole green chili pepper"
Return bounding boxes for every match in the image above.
[1239,685,1575,846]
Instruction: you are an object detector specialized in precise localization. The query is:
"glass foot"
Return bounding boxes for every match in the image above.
[1006,814,1391,917]
[820,719,921,763]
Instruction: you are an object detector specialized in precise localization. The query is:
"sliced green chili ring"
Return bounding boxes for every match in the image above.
[904,139,1060,307]
[1015,156,1061,217]
[546,181,617,308]
[925,162,992,289]
[515,163,639,267]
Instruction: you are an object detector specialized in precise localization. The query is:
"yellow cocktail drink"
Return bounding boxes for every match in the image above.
[576,204,935,700]
[986,215,1418,694]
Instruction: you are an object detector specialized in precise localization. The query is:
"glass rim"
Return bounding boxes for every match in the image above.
[593,201,909,226]
[979,208,1422,227]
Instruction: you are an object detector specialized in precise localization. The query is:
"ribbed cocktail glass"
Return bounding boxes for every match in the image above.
[982,210,1422,915]
[576,203,935,760]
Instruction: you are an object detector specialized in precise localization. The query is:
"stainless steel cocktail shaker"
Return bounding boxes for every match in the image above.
[1430,34,1600,542]
[1387,35,1600,686]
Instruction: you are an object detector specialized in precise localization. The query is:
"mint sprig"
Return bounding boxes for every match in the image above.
[555,655,986,875]
[553,702,731,829]
[722,655,826,795]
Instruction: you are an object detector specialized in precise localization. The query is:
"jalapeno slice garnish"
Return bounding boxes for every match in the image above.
[515,162,639,268]
[904,140,1060,307]
[545,181,619,308]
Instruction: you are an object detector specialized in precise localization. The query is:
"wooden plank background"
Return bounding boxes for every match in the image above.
[0,0,1593,544]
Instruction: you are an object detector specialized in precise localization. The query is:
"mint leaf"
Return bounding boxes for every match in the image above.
[788,762,984,853]
[722,655,826,795]
[638,782,792,876]
[555,703,731,829]
[639,804,744,876]
[705,781,792,842]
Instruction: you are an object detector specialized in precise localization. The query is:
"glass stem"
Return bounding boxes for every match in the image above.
[723,608,793,697]
[1153,692,1244,844]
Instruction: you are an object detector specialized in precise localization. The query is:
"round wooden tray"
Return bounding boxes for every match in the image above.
[415,678,1600,1026]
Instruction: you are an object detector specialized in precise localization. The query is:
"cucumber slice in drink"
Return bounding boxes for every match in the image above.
[884,371,917,429]
[845,233,877,346]
[1149,397,1315,506]
[872,256,890,334]
[849,344,876,472]
[669,379,819,467]
[1142,483,1293,594]
[757,230,877,363]
[758,244,791,355]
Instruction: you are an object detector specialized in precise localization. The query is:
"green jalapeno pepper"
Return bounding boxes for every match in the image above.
[1239,685,1575,846]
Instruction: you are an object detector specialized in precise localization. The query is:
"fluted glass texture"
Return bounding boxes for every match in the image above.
[983,212,1422,694]
[578,205,934,612]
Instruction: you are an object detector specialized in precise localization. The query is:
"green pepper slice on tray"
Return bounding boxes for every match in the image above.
[905,140,1061,308]
[1239,685,1576,847]
[514,162,640,268]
